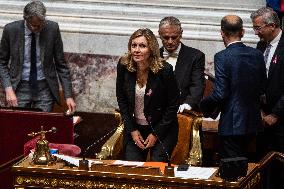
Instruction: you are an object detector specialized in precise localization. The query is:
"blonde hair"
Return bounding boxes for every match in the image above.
[121,28,164,74]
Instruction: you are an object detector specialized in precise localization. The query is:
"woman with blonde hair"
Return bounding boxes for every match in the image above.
[116,28,179,162]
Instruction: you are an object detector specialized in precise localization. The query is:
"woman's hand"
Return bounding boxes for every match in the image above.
[144,133,157,149]
[131,130,145,149]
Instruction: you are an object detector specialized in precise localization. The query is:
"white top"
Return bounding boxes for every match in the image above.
[265,30,282,76]
[134,83,148,125]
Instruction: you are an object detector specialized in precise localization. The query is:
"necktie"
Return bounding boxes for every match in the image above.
[163,51,178,59]
[163,51,178,71]
[29,32,38,97]
[264,44,272,64]
[263,44,272,75]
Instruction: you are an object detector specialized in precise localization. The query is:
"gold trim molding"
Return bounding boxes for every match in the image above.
[243,173,261,189]
[15,176,166,189]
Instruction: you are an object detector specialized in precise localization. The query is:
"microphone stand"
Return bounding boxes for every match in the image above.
[147,117,175,177]
[164,162,175,177]
[78,126,118,170]
[79,157,89,171]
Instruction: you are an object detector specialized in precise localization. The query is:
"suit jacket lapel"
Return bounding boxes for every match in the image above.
[268,33,284,79]
[268,53,277,79]
[160,43,188,89]
[144,71,158,109]
[175,43,186,74]
[160,48,164,58]
[19,21,25,68]
[39,28,46,65]
[175,43,190,88]
[125,71,136,112]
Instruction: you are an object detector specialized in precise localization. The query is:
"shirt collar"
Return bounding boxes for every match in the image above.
[270,30,282,47]
[24,20,33,36]
[163,43,181,55]
[24,20,40,36]
[226,40,242,48]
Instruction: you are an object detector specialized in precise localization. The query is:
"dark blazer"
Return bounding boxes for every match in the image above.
[116,61,179,140]
[160,43,205,110]
[0,20,72,104]
[257,34,284,122]
[201,42,266,136]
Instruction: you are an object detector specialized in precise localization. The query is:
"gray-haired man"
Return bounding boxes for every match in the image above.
[251,7,284,189]
[159,16,205,112]
[0,0,76,112]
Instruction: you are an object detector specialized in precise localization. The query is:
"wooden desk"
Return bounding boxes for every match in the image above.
[0,109,75,189]
[12,157,261,189]
[202,120,219,150]
[0,109,74,166]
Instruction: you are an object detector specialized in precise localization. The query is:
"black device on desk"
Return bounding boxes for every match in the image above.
[177,164,190,171]
[219,157,248,181]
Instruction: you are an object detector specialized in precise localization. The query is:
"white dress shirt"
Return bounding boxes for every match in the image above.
[163,43,181,71]
[265,30,282,76]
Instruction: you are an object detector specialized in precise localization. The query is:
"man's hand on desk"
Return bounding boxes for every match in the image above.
[5,87,18,107]
[66,97,76,113]
[73,116,82,125]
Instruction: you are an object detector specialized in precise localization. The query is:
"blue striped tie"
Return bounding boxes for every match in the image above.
[263,44,272,76]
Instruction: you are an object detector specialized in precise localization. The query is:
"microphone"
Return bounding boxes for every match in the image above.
[78,126,118,170]
[147,116,175,176]
[147,116,171,166]
[82,126,118,157]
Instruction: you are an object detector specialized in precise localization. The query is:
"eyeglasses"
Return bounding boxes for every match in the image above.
[253,24,268,31]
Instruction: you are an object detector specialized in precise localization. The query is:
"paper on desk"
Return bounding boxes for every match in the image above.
[203,112,220,121]
[53,154,102,167]
[113,160,144,166]
[174,166,217,179]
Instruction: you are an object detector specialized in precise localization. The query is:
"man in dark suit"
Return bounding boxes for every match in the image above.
[200,15,266,160]
[0,1,76,112]
[159,16,205,112]
[251,8,284,189]
[251,6,284,159]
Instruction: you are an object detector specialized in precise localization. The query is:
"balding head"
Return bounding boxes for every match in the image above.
[221,15,243,37]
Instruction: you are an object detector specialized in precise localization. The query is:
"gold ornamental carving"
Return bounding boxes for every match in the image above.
[96,112,124,159]
[51,178,58,187]
[243,173,261,189]
[16,176,24,185]
[186,116,203,166]
[15,176,167,189]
